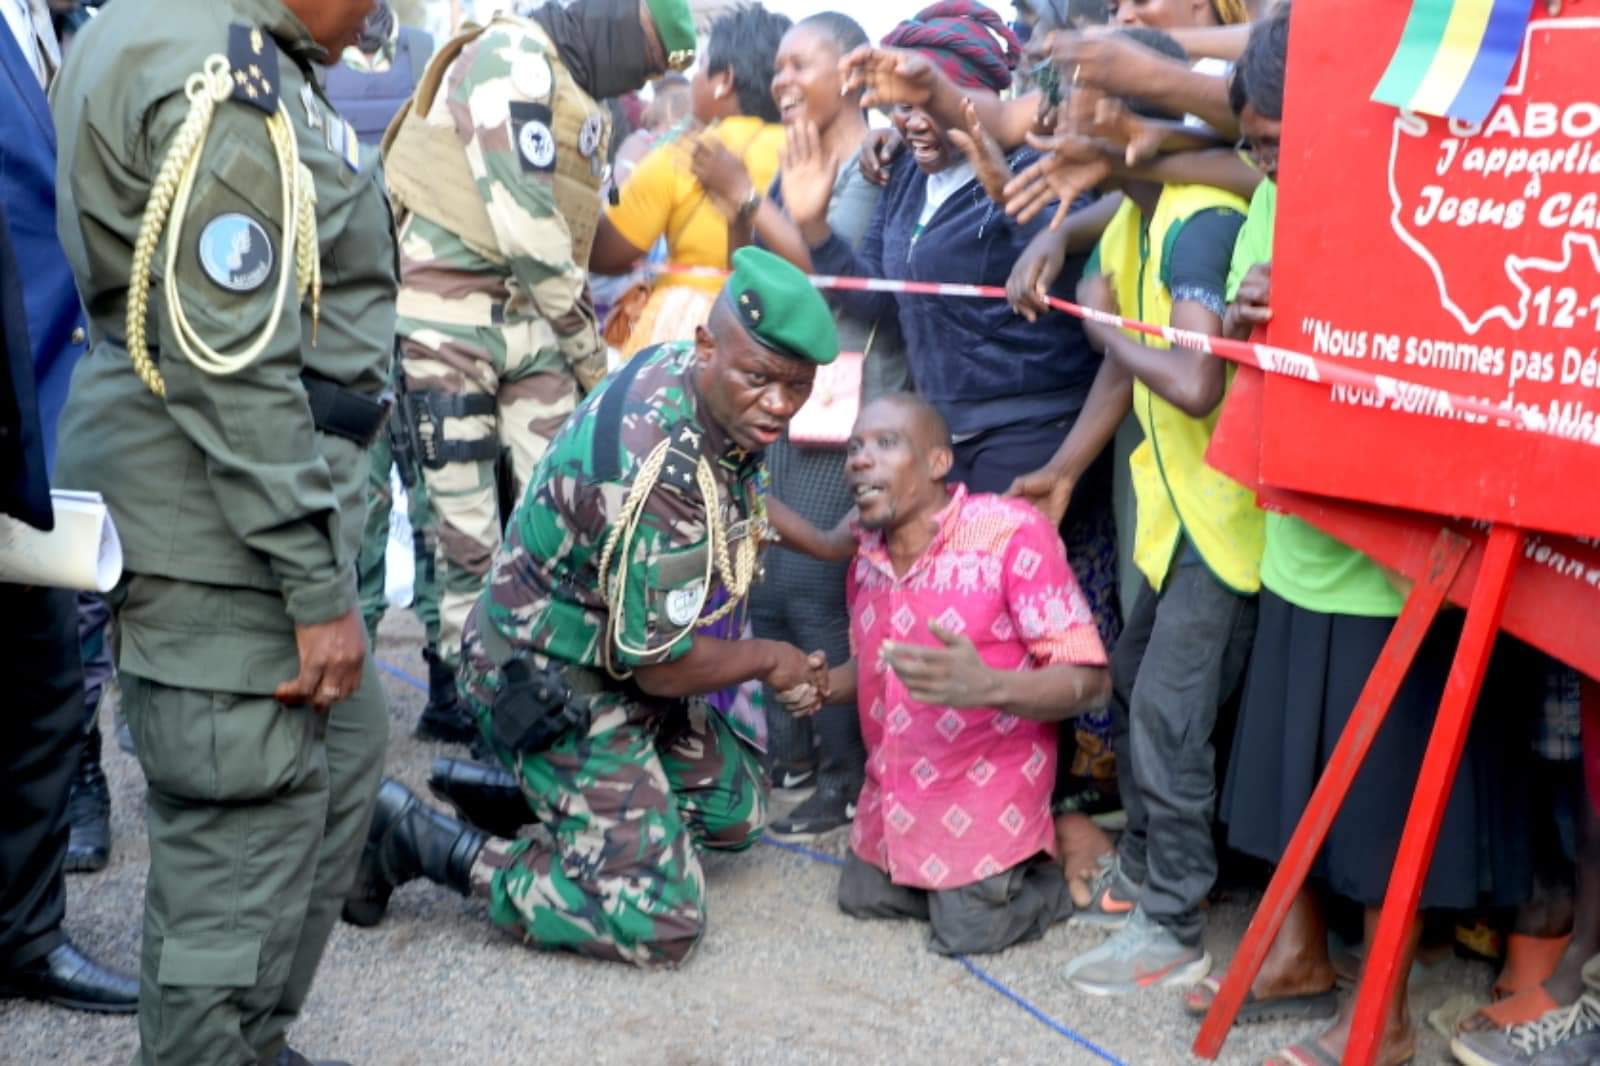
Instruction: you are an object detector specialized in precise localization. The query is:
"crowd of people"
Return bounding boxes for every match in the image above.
[2,0,1599,1064]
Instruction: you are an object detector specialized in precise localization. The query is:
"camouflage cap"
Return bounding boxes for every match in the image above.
[725,246,838,366]
[646,0,697,70]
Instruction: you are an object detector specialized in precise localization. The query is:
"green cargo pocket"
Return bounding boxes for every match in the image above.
[157,936,261,988]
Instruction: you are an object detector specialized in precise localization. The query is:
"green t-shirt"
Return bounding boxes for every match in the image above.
[1232,180,1405,617]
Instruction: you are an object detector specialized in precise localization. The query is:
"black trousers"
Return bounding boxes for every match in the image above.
[0,583,85,970]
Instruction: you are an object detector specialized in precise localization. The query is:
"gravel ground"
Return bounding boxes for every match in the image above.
[1,614,1489,1065]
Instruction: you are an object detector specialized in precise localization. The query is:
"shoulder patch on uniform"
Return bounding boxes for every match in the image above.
[508,100,556,174]
[511,53,553,102]
[664,581,706,627]
[227,23,281,114]
[198,213,275,293]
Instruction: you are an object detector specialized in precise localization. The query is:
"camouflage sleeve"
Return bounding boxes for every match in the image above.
[139,92,351,625]
[612,516,710,670]
[450,25,606,388]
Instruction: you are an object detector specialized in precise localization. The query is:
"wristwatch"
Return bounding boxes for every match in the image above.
[735,187,763,224]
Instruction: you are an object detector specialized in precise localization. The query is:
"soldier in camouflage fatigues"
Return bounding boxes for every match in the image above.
[384,0,698,668]
[344,249,841,967]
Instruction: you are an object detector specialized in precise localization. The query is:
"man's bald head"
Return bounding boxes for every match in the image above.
[865,393,953,455]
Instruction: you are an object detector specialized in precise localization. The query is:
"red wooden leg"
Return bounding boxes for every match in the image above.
[1344,524,1523,1066]
[1193,529,1471,1059]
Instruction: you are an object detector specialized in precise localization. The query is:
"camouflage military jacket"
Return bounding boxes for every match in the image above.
[397,20,603,381]
[465,343,767,700]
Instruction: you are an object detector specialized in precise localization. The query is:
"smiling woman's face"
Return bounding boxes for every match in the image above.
[770,24,847,130]
[892,104,956,174]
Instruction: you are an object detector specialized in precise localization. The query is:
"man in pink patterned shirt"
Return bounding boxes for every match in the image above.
[817,395,1111,956]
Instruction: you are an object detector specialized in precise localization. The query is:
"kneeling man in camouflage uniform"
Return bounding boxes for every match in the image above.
[345,248,837,967]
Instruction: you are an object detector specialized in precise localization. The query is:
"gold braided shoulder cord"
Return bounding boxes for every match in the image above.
[594,438,761,679]
[125,54,321,397]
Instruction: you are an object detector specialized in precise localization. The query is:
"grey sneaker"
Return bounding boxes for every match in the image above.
[1069,852,1143,931]
[1063,907,1211,996]
[1451,992,1600,1066]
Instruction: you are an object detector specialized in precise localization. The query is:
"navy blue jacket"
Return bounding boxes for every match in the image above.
[809,150,1099,437]
[0,28,83,529]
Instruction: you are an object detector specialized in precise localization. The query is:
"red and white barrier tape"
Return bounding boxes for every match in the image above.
[656,265,1594,448]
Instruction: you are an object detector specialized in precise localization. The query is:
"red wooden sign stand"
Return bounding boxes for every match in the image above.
[1192,526,1521,1065]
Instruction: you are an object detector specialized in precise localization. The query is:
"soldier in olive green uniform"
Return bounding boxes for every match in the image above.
[51,1,395,1062]
[344,249,836,968]
[384,0,701,673]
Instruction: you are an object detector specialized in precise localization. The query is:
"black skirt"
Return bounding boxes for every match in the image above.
[1220,590,1530,910]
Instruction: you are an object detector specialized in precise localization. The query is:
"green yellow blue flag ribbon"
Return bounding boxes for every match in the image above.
[1371,0,1534,123]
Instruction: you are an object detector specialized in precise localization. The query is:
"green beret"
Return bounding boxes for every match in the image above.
[725,247,838,366]
[645,0,697,70]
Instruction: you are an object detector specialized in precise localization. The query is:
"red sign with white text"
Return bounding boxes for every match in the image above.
[1265,5,1600,539]
[1209,367,1600,679]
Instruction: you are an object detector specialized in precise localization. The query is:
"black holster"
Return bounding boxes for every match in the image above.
[405,389,499,470]
[389,362,419,488]
[490,660,593,755]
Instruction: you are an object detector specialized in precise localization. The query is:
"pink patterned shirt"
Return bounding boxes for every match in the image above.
[847,486,1107,890]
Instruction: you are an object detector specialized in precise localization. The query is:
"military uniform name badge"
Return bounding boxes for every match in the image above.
[509,101,556,174]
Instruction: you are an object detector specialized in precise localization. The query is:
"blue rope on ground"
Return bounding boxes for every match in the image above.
[952,956,1127,1066]
[377,659,428,691]
[378,658,1126,1064]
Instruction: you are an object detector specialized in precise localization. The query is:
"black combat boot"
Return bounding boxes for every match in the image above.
[414,646,478,744]
[64,720,111,873]
[341,779,485,928]
[427,756,535,839]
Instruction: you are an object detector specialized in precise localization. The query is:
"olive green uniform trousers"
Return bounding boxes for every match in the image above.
[114,578,388,1065]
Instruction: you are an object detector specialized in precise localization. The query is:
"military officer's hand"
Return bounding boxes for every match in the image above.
[275,609,367,714]
[764,645,830,702]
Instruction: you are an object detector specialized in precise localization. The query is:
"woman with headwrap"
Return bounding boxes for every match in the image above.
[780,0,1128,849]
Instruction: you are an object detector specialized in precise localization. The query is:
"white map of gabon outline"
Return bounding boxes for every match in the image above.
[1387,17,1600,337]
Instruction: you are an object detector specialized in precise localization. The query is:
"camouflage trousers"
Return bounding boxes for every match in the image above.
[470,697,767,969]
[400,312,578,662]
[356,421,441,647]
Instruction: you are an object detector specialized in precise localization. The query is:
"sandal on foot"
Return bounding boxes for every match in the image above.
[1183,975,1338,1024]
[1492,933,1571,1000]
[1457,983,1561,1034]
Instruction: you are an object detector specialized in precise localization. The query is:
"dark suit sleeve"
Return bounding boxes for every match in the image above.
[0,203,53,531]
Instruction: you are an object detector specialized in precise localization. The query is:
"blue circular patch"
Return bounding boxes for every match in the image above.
[197,212,274,293]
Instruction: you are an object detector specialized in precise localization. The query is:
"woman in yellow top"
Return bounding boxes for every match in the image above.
[590,6,791,356]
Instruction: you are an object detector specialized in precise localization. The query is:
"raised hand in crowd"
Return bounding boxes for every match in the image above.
[1049,26,1240,136]
[858,126,904,187]
[1085,92,1168,167]
[690,134,756,222]
[838,44,939,110]
[1006,127,1110,229]
[778,119,842,241]
[947,97,1012,204]
[1224,260,1272,340]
